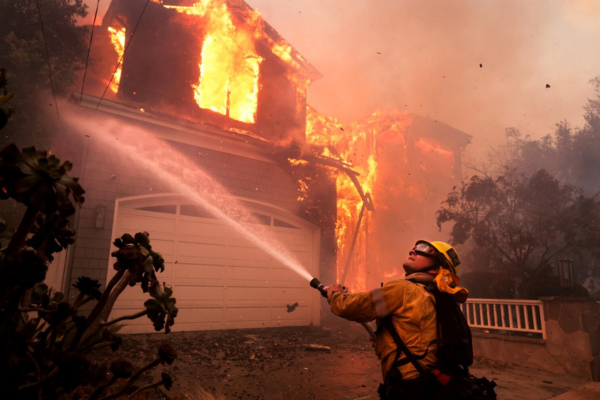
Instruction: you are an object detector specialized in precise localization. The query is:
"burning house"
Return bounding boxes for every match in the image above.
[46,0,470,333]
[303,109,471,293]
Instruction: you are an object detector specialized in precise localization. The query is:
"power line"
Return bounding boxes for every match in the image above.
[35,0,60,119]
[96,0,151,110]
[79,0,102,105]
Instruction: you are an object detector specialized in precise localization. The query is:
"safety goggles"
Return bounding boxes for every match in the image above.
[410,242,437,257]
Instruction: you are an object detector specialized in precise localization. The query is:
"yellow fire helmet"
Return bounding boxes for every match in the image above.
[415,240,469,303]
[415,240,461,274]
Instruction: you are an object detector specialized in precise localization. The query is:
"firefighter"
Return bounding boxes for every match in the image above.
[326,240,468,400]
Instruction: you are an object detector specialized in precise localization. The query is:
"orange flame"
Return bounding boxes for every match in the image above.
[414,138,453,156]
[107,26,126,94]
[153,0,308,125]
[161,0,262,123]
[288,158,309,166]
[304,108,415,292]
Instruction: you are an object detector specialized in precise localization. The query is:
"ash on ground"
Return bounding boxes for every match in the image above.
[90,325,588,400]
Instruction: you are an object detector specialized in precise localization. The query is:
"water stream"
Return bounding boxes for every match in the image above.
[64,111,314,282]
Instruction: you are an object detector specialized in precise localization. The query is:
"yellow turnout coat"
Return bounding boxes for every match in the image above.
[328,279,438,380]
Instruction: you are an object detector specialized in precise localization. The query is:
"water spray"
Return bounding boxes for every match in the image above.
[65,111,376,342]
[309,278,376,340]
[64,112,314,283]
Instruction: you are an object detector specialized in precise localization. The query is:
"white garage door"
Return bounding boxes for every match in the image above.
[107,194,321,333]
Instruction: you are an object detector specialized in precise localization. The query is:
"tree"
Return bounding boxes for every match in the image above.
[471,76,600,196]
[0,0,88,149]
[436,169,600,299]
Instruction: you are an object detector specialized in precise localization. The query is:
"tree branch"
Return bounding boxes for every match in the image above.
[4,206,37,257]
[80,270,132,346]
[100,310,147,327]
[73,295,95,310]
[70,269,125,350]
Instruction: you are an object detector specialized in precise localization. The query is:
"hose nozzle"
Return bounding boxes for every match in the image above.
[310,278,328,298]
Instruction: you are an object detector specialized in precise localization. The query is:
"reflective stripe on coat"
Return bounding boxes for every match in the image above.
[328,279,438,380]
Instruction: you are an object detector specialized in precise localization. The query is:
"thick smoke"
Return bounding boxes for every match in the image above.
[80,1,600,152]
[246,0,600,154]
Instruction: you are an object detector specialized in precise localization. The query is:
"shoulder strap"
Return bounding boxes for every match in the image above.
[380,317,428,377]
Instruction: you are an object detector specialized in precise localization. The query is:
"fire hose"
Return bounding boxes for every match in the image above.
[310,278,377,341]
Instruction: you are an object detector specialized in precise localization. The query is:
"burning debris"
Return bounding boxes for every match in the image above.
[107,25,125,93]
[288,108,470,292]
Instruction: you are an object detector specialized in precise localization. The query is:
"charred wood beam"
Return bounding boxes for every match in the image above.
[340,201,366,286]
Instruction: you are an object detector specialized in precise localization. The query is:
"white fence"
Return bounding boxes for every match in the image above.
[459,298,546,339]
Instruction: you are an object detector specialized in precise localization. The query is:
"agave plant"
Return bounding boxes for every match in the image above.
[0,144,84,257]
[27,213,76,262]
[0,145,179,399]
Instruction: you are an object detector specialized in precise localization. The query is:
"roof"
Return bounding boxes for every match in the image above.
[406,113,472,150]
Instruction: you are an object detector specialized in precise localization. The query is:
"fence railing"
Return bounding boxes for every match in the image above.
[459,298,546,339]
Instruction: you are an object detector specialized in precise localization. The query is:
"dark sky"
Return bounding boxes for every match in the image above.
[82,0,600,154]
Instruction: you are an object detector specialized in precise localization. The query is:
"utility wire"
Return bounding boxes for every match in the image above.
[96,0,151,110]
[35,0,60,119]
[79,0,102,105]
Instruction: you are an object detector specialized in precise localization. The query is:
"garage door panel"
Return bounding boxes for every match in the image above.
[174,264,226,282]
[175,285,224,305]
[269,254,311,269]
[275,231,311,245]
[227,258,273,268]
[226,266,272,282]
[110,197,318,333]
[227,287,269,302]
[177,241,227,260]
[277,244,310,253]
[227,245,272,261]
[118,214,176,235]
[225,307,269,323]
[177,219,231,240]
[178,219,233,238]
[175,307,223,324]
[271,287,311,302]
[271,305,311,321]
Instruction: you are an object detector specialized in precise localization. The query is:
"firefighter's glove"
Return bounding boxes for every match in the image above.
[326,283,348,298]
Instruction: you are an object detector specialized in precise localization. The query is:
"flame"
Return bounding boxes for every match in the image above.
[161,0,262,123]
[152,0,309,125]
[303,109,413,291]
[414,138,453,156]
[414,137,455,178]
[297,177,310,202]
[107,26,126,94]
[288,158,309,166]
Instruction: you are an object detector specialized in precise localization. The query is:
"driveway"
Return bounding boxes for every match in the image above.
[92,324,589,399]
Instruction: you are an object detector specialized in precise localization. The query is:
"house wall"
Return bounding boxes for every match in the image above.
[64,134,303,301]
